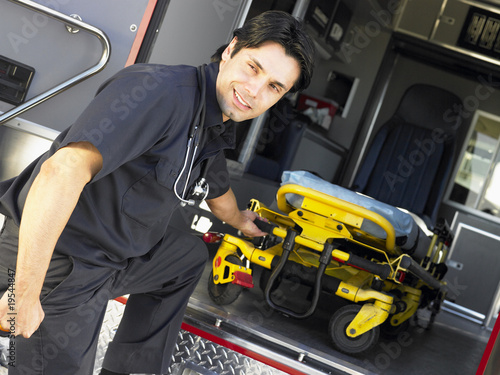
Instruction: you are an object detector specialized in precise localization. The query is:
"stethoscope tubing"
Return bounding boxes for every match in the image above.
[174,65,207,206]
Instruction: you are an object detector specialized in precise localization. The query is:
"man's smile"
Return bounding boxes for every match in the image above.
[234,89,251,109]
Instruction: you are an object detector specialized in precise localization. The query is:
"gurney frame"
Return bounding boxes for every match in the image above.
[206,184,452,354]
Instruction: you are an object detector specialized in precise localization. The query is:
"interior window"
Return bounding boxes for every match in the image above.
[449,110,500,217]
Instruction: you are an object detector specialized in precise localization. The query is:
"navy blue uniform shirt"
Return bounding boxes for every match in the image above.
[0,62,234,268]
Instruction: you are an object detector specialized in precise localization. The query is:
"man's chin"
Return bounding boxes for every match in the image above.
[223,111,250,123]
[219,100,259,123]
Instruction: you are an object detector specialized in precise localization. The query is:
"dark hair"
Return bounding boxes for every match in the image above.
[212,11,315,93]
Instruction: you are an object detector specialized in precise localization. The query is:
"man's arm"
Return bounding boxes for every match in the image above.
[205,188,266,237]
[0,141,102,338]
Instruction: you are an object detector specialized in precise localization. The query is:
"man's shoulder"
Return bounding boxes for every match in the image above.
[105,63,198,90]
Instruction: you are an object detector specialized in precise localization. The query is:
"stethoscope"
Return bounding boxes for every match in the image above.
[173,65,210,206]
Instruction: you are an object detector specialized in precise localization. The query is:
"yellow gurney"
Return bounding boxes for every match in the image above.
[206,177,452,355]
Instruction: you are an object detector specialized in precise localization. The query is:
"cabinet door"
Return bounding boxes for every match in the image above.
[445,212,500,327]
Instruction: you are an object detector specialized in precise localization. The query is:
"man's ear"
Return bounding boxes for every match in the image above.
[221,37,238,62]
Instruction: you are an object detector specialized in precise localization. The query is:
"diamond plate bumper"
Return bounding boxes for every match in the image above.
[0,297,371,375]
[96,300,290,375]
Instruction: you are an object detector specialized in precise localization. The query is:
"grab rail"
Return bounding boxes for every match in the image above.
[0,0,111,125]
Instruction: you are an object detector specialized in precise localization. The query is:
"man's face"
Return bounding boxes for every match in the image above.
[216,38,301,123]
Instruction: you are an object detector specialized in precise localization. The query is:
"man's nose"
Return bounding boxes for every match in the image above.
[244,76,266,98]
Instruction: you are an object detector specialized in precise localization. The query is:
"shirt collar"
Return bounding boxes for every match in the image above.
[203,62,223,128]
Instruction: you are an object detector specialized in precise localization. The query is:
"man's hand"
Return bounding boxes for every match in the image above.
[205,189,269,238]
[0,292,44,338]
[1,141,101,340]
[237,210,268,237]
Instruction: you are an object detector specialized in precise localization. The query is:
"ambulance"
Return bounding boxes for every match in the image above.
[1,1,499,374]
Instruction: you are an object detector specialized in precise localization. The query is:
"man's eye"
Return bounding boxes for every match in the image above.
[270,84,279,93]
[248,64,257,72]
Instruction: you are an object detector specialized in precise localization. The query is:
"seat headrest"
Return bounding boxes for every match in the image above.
[395,84,462,134]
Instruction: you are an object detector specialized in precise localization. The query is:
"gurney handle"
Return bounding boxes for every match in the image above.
[345,253,392,280]
[253,219,278,235]
[401,255,443,291]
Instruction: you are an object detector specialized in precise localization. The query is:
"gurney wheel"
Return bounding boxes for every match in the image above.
[207,255,243,305]
[329,304,379,355]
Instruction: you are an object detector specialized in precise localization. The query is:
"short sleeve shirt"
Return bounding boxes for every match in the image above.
[0,62,234,268]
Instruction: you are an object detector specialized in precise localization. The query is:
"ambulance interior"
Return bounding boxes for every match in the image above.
[2,0,500,374]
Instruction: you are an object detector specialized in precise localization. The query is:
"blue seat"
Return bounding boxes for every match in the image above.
[352,84,462,229]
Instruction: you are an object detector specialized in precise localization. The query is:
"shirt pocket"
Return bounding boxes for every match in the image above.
[155,157,181,188]
[121,159,180,228]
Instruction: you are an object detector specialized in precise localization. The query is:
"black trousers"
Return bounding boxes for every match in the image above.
[0,217,208,375]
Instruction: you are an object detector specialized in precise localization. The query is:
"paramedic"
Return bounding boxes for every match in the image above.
[0,10,315,375]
